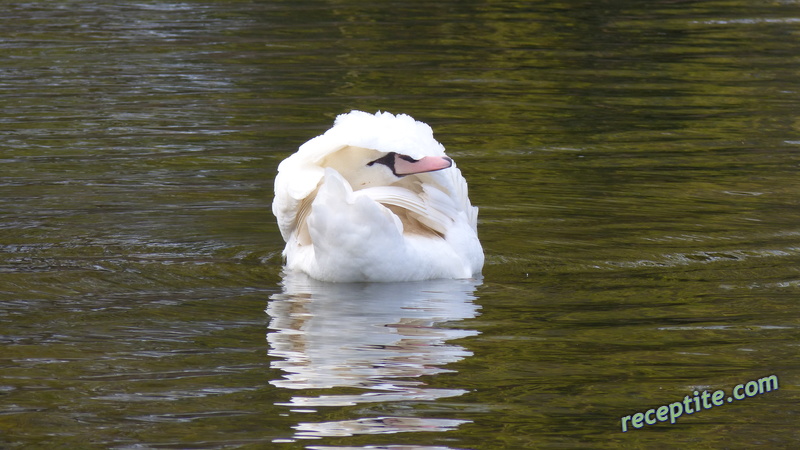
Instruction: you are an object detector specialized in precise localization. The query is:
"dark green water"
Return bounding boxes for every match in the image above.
[2,1,799,448]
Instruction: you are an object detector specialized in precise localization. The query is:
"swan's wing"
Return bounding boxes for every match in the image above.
[446,164,479,230]
[417,163,479,233]
[272,157,327,241]
[357,186,455,236]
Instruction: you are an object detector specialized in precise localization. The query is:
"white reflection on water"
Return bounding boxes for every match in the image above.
[266,271,480,440]
[295,416,470,438]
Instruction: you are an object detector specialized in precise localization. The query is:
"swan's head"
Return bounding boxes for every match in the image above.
[273,110,469,242]
[318,147,453,191]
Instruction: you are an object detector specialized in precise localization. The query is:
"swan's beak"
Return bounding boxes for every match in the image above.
[394,155,453,176]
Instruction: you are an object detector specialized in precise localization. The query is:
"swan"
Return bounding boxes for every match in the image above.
[272,110,484,282]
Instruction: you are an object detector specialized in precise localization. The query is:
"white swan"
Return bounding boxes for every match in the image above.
[272,110,483,282]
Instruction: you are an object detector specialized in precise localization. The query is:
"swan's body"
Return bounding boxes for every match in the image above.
[272,110,483,282]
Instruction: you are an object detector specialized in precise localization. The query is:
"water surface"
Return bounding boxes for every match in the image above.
[1,1,799,448]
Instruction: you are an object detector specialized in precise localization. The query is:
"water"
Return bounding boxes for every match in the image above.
[2,0,799,448]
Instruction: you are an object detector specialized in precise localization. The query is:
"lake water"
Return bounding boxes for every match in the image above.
[2,1,799,448]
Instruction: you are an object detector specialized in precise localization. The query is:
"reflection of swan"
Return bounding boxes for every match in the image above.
[266,271,481,411]
[272,110,483,282]
[292,416,470,439]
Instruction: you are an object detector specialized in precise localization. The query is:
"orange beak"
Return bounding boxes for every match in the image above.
[393,155,453,176]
